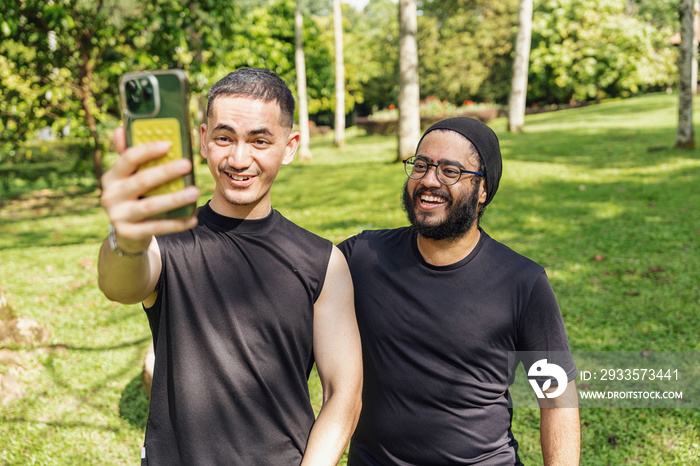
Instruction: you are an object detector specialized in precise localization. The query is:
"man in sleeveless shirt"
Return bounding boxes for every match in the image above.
[338,118,579,465]
[98,68,362,465]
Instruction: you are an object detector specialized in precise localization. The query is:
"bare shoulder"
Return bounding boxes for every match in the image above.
[324,246,352,291]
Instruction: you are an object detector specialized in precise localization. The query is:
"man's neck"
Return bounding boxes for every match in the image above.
[415,224,481,267]
[209,194,272,220]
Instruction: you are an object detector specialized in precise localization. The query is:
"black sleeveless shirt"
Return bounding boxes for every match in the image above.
[142,203,332,465]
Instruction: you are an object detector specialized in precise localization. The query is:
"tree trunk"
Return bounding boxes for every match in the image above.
[295,0,312,161]
[676,0,695,149]
[333,0,346,148]
[397,0,420,162]
[692,0,699,95]
[508,0,533,133]
[79,41,103,189]
[188,0,205,157]
[84,99,103,188]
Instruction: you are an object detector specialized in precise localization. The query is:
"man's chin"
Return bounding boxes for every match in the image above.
[413,209,444,225]
[413,217,443,230]
[225,196,257,207]
[410,206,477,241]
[214,189,258,208]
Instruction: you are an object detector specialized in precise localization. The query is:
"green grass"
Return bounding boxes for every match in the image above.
[1,94,698,464]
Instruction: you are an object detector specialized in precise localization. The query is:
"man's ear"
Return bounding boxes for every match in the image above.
[282,131,300,166]
[200,124,208,159]
[478,179,487,204]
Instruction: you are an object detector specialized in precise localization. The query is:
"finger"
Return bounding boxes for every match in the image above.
[109,214,199,252]
[107,141,173,181]
[115,126,127,154]
[102,156,193,216]
[110,158,194,204]
[114,141,172,176]
[115,212,199,240]
[108,185,200,225]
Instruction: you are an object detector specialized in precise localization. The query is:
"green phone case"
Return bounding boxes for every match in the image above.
[119,69,196,218]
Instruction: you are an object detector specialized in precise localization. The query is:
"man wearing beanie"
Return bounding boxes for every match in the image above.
[338,117,579,465]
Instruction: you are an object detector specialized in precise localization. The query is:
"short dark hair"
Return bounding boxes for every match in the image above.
[206,68,295,128]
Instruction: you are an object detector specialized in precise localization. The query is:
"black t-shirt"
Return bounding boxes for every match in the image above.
[142,203,333,465]
[339,227,576,465]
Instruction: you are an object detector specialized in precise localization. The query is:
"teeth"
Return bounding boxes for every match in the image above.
[228,173,250,181]
[421,194,445,203]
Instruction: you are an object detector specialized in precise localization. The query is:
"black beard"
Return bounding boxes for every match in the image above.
[402,180,480,240]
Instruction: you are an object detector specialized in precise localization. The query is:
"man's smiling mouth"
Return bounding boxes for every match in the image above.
[225,171,256,183]
[420,193,447,206]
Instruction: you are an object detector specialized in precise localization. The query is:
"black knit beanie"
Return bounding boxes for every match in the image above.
[417,117,502,206]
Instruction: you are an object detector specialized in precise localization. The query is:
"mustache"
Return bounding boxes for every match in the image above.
[218,163,261,176]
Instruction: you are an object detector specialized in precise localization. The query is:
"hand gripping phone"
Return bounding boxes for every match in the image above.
[119,69,196,218]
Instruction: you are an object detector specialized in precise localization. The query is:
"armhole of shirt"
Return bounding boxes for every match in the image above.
[312,240,335,304]
[142,254,165,348]
[337,235,358,263]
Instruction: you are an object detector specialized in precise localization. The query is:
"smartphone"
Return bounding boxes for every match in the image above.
[119,69,196,218]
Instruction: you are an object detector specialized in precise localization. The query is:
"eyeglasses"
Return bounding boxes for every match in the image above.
[403,156,483,186]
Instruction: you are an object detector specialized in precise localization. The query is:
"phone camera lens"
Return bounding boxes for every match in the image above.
[126,80,138,93]
[126,80,143,112]
[124,76,157,114]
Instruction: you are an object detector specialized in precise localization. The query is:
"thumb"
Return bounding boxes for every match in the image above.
[115,126,127,154]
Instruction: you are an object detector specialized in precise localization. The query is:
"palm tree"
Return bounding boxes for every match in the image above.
[397,0,420,161]
[508,0,533,133]
[693,0,699,95]
[333,0,346,148]
[676,0,695,149]
[295,0,312,161]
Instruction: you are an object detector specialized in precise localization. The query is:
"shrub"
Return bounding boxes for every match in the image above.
[357,98,502,135]
[0,139,94,192]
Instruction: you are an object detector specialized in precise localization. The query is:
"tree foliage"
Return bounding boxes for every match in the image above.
[0,0,142,169]
[630,0,679,30]
[528,0,677,104]
[416,0,677,106]
[0,0,685,176]
[163,0,334,116]
[341,0,400,114]
[0,0,334,184]
[418,0,519,104]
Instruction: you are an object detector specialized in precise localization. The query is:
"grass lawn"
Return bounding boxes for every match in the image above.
[1,93,698,464]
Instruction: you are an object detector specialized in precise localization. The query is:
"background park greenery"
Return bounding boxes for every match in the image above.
[1,0,698,463]
[1,93,698,464]
[0,0,680,186]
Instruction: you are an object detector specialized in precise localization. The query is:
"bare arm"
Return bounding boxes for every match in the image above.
[301,246,363,466]
[538,380,580,466]
[98,127,199,304]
